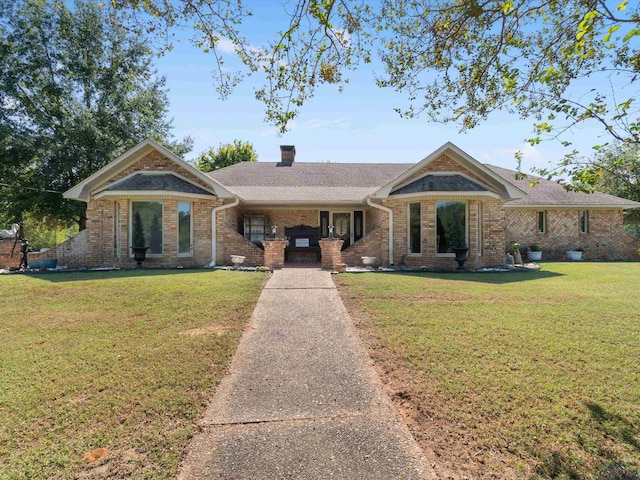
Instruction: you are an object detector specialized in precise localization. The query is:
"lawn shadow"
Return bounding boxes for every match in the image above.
[586,402,640,454]
[13,267,244,283]
[372,269,564,285]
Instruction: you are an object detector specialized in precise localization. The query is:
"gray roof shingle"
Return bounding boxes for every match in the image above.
[391,174,488,195]
[207,162,412,202]
[485,165,640,207]
[105,173,214,196]
[205,160,639,208]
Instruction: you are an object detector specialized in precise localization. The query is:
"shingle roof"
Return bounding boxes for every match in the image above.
[205,160,639,208]
[391,174,488,195]
[485,165,640,207]
[207,162,412,203]
[105,173,214,196]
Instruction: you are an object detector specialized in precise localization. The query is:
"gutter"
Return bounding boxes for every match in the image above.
[366,196,394,265]
[210,198,240,267]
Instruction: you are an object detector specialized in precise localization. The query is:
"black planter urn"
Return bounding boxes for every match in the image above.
[451,246,469,271]
[131,246,149,268]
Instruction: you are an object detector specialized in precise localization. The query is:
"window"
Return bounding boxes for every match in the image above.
[436,201,467,254]
[477,203,483,256]
[537,211,546,233]
[131,201,163,254]
[580,210,589,233]
[408,202,421,254]
[178,202,192,255]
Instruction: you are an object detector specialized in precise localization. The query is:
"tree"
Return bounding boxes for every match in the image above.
[572,143,640,234]
[195,140,258,172]
[0,0,191,230]
[112,0,639,161]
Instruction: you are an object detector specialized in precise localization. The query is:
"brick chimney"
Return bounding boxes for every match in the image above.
[280,145,296,165]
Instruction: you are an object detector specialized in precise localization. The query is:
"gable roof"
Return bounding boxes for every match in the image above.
[371,142,526,200]
[63,138,233,202]
[390,174,489,195]
[94,172,216,200]
[207,162,412,204]
[486,165,640,208]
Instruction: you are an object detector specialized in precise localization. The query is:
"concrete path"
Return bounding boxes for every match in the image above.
[178,268,436,480]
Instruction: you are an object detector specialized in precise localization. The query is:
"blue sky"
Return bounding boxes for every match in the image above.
[152,4,608,173]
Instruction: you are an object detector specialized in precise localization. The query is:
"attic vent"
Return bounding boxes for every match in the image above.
[280,145,296,165]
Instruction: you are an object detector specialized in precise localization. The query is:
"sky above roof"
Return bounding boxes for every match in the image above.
[152,2,611,173]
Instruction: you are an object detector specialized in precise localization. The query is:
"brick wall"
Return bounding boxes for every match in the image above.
[240,209,319,230]
[401,154,487,186]
[220,228,265,266]
[505,208,640,260]
[0,239,19,269]
[386,196,505,269]
[83,196,221,268]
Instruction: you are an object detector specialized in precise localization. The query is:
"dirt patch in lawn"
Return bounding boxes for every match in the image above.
[339,286,521,480]
[180,324,230,337]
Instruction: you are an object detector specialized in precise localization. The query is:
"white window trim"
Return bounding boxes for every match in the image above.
[435,200,468,258]
[407,202,422,256]
[177,201,193,257]
[129,201,164,257]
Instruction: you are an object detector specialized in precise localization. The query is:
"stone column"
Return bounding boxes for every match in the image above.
[262,238,288,269]
[319,239,344,269]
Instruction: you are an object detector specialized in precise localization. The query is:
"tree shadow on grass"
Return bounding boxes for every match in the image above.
[15,267,254,283]
[586,403,640,454]
[371,269,564,285]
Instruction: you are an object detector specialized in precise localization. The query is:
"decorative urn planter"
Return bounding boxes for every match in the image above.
[230,255,246,267]
[566,250,583,261]
[451,246,469,271]
[528,250,543,261]
[131,246,149,268]
[361,256,378,267]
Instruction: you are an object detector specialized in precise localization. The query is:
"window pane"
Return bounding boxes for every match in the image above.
[436,201,466,253]
[178,202,192,255]
[409,203,421,254]
[132,201,163,254]
[538,211,545,233]
[580,210,588,233]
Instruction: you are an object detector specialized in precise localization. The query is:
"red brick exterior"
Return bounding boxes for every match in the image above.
[319,239,344,269]
[263,239,287,269]
[63,150,638,270]
[505,208,640,261]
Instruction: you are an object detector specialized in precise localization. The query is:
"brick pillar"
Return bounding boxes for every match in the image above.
[319,239,344,269]
[262,239,287,269]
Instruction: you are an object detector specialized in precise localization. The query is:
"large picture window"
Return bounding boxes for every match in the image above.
[178,202,192,255]
[409,202,421,254]
[131,201,163,254]
[436,201,467,254]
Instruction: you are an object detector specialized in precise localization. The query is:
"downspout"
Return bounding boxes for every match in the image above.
[366,196,394,265]
[210,198,240,267]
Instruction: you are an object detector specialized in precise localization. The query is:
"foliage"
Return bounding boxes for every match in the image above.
[336,263,640,479]
[0,270,264,479]
[111,0,640,157]
[132,211,146,247]
[0,0,191,229]
[18,213,79,251]
[194,139,258,172]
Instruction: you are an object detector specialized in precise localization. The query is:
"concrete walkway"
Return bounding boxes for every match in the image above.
[178,269,437,480]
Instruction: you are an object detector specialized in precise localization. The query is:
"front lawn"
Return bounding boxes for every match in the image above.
[336,263,640,480]
[0,269,265,479]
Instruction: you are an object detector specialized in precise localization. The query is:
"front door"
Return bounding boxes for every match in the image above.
[332,212,351,249]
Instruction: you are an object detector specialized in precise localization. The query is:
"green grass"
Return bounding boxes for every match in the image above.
[336,263,640,480]
[0,269,265,479]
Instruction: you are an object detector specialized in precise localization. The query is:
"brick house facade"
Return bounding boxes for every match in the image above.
[56,139,639,271]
